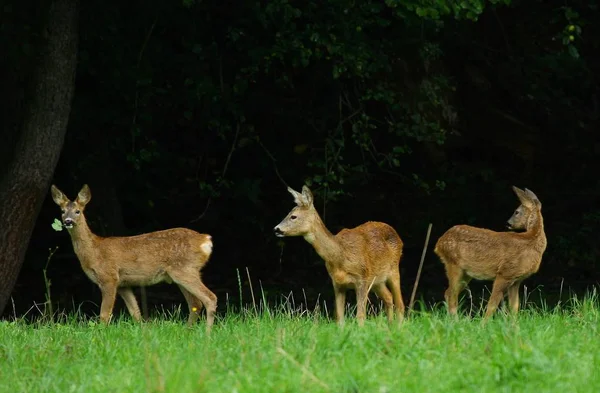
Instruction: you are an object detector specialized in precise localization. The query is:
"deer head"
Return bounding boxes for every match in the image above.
[51,184,92,229]
[274,185,318,237]
[507,186,542,231]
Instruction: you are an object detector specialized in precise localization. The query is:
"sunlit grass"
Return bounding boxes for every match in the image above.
[1,292,599,393]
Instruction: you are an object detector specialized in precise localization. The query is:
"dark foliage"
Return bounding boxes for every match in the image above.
[2,0,599,319]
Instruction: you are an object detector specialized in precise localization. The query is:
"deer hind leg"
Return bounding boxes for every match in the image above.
[98,281,118,324]
[118,288,142,322]
[507,280,523,315]
[179,286,204,325]
[373,283,394,323]
[333,283,347,327]
[355,282,369,327]
[484,277,511,320]
[387,273,405,324]
[444,263,469,317]
[169,269,217,331]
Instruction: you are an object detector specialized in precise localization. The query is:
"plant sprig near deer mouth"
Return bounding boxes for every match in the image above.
[51,184,218,331]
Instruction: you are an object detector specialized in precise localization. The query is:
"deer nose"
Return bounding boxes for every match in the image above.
[273,227,283,236]
[64,218,74,225]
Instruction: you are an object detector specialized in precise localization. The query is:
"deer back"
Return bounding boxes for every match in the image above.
[435,186,546,281]
[52,184,213,286]
[335,221,403,273]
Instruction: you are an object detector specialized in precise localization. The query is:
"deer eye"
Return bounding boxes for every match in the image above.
[61,209,65,214]
[75,210,81,215]
[291,215,297,220]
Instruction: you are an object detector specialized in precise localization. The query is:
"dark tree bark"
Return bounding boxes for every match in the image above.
[0,0,79,315]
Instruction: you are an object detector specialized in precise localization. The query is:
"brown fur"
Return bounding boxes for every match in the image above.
[434,186,547,319]
[274,185,405,326]
[51,184,217,330]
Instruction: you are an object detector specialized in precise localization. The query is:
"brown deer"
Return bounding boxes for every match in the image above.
[50,184,217,330]
[274,185,405,326]
[434,186,547,319]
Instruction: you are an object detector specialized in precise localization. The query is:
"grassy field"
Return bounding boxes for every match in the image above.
[1,295,600,393]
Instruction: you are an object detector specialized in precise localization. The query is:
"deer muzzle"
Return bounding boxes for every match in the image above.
[273,226,285,237]
[64,218,74,228]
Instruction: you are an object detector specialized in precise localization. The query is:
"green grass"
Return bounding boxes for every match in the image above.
[1,295,600,393]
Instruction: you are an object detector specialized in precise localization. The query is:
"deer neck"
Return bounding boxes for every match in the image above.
[303,214,344,265]
[527,210,547,250]
[66,215,99,259]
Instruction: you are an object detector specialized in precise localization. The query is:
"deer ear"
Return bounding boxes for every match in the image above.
[287,186,305,206]
[512,185,533,207]
[525,188,541,207]
[76,184,92,206]
[301,185,314,206]
[50,185,69,206]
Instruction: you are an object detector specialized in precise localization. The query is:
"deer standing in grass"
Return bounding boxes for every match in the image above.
[274,185,405,326]
[51,184,217,330]
[434,186,547,319]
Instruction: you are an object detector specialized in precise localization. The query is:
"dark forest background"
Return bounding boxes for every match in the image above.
[1,0,599,321]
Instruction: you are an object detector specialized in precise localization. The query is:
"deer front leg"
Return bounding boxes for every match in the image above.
[333,283,346,326]
[99,282,118,324]
[355,282,369,327]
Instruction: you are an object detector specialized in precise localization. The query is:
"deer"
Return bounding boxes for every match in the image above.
[50,184,217,331]
[273,185,405,326]
[434,186,547,320]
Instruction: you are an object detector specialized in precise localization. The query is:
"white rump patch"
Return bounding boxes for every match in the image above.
[201,237,213,255]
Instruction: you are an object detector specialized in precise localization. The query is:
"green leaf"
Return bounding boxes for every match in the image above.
[568,45,579,59]
[51,219,63,232]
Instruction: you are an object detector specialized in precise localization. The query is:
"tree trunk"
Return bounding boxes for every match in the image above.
[0,0,79,315]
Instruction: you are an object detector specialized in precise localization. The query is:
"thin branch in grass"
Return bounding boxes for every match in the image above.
[43,246,59,321]
[409,223,432,314]
[558,278,565,309]
[246,267,257,315]
[276,347,330,390]
[236,268,243,312]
